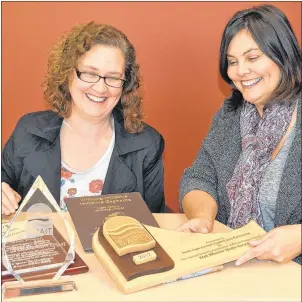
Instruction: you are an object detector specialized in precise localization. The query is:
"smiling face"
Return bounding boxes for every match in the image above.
[69,45,125,121]
[227,30,281,110]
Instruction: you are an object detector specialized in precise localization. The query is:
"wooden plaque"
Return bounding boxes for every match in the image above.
[93,219,266,294]
[99,221,174,281]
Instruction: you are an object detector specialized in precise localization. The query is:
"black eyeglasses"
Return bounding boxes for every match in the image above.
[76,69,125,88]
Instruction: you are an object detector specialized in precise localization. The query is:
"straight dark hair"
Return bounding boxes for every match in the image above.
[219,5,301,110]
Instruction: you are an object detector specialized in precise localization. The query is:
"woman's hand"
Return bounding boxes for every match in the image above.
[176,217,214,234]
[236,224,302,265]
[179,191,218,234]
[1,182,21,215]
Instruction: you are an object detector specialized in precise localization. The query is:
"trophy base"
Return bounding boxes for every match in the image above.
[2,277,77,299]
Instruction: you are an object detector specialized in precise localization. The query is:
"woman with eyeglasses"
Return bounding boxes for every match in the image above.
[179,5,301,264]
[2,22,165,214]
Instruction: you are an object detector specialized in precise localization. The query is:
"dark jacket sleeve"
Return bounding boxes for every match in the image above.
[179,106,225,211]
[2,135,18,191]
[142,133,165,213]
[1,116,28,192]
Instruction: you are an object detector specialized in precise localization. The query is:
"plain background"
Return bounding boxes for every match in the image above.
[2,2,301,212]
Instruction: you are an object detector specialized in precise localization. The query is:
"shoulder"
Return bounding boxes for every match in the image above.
[141,122,164,144]
[212,100,242,124]
[9,110,61,144]
[206,100,242,137]
[140,123,165,154]
[114,118,164,156]
[202,100,242,148]
[135,123,164,156]
[14,110,59,129]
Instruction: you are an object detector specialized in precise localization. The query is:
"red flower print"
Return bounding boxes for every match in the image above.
[68,188,77,196]
[61,167,73,179]
[89,179,104,193]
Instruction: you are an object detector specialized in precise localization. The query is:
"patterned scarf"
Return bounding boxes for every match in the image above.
[226,100,295,229]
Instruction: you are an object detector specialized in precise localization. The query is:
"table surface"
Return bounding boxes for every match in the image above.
[2,213,301,301]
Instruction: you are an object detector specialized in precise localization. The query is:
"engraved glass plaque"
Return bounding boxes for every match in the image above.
[2,176,77,298]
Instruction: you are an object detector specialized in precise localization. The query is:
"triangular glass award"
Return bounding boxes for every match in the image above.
[2,176,77,298]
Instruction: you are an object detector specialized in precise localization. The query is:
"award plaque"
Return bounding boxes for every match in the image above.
[93,216,266,294]
[2,176,76,299]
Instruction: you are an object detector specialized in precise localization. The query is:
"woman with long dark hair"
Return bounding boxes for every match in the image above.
[179,5,301,264]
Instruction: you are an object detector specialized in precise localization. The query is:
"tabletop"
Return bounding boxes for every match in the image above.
[2,213,301,301]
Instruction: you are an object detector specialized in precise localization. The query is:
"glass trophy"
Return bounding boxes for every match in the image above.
[2,176,77,299]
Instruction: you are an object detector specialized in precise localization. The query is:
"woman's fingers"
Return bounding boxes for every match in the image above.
[236,245,264,266]
[249,231,272,246]
[13,191,21,203]
[1,182,20,215]
[176,218,213,233]
[2,201,12,216]
[2,183,18,206]
[236,234,277,266]
[2,192,16,215]
[176,221,193,232]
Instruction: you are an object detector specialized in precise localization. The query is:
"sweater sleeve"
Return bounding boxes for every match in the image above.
[179,105,225,211]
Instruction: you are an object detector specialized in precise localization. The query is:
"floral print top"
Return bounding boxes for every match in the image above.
[60,124,115,212]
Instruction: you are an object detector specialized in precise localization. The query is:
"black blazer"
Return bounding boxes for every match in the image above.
[2,109,165,213]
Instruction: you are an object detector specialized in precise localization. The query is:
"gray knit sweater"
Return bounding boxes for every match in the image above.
[179,99,301,264]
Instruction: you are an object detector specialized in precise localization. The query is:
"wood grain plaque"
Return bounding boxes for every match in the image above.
[93,220,266,294]
[98,224,174,281]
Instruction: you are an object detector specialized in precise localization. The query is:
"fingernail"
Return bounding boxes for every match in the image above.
[15,204,18,209]
[236,260,241,266]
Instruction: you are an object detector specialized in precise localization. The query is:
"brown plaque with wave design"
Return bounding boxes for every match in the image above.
[99,216,174,281]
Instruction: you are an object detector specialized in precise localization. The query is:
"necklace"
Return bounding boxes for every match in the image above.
[62,120,73,130]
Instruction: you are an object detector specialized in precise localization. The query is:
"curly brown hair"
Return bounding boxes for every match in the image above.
[43,22,144,133]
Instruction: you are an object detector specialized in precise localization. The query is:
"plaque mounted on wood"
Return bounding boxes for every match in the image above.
[93,217,266,294]
[100,216,174,281]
